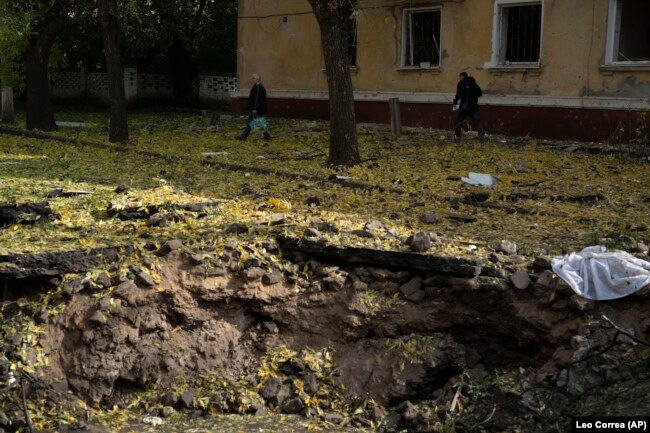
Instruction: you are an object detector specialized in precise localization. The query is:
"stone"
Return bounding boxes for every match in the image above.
[350,229,374,238]
[303,227,320,238]
[322,274,346,291]
[499,240,517,255]
[323,412,344,424]
[551,299,569,310]
[364,220,384,231]
[266,213,286,225]
[261,378,292,406]
[510,269,531,290]
[36,306,49,324]
[225,223,248,234]
[399,276,422,296]
[243,267,266,281]
[569,295,594,312]
[177,389,195,409]
[262,269,283,285]
[372,405,388,421]
[114,280,136,301]
[88,311,107,324]
[407,232,431,253]
[159,406,174,418]
[406,290,425,303]
[282,397,305,414]
[95,272,112,289]
[450,278,479,291]
[351,279,369,291]
[536,270,556,288]
[63,277,85,295]
[155,239,183,256]
[161,393,177,407]
[389,270,411,283]
[634,242,649,254]
[137,271,156,287]
[303,373,319,395]
[533,256,552,272]
[420,212,438,224]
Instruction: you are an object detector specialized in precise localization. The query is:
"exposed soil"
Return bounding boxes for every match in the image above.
[2,239,649,432]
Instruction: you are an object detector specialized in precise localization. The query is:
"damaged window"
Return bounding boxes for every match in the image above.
[497,2,542,65]
[608,0,650,63]
[401,7,441,68]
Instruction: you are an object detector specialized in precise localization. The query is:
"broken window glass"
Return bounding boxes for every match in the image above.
[403,9,441,67]
[348,16,357,66]
[612,0,650,62]
[498,3,542,64]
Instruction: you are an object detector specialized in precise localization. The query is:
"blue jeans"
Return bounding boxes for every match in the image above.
[454,109,485,140]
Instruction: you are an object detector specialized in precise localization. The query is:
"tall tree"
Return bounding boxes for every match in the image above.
[307,0,360,167]
[24,0,74,130]
[98,0,128,142]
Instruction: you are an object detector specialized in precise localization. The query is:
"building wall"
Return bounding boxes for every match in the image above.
[236,0,650,140]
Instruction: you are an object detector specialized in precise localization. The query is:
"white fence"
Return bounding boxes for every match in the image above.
[50,68,237,105]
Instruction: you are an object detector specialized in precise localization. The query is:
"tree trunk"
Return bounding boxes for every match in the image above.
[1,87,14,123]
[98,0,129,143]
[308,0,360,167]
[25,0,74,131]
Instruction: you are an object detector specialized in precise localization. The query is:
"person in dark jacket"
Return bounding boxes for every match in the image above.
[237,73,270,141]
[452,72,485,143]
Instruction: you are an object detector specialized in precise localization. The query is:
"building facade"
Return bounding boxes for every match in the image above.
[234,0,650,141]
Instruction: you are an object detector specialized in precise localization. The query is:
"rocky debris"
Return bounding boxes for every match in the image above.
[511,269,531,290]
[155,239,183,256]
[137,270,156,287]
[262,269,283,285]
[305,196,321,206]
[499,240,518,255]
[177,389,195,409]
[420,212,438,224]
[536,269,556,288]
[406,232,432,253]
[399,276,422,297]
[533,256,552,272]
[350,229,374,238]
[569,295,594,312]
[281,397,304,414]
[364,220,384,232]
[225,223,248,234]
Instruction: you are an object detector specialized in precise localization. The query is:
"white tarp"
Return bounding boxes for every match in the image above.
[551,246,650,300]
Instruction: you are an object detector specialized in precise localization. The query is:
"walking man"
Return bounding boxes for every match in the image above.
[238,73,271,141]
[452,72,485,143]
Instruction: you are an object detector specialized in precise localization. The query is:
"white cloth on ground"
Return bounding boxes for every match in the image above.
[551,246,650,300]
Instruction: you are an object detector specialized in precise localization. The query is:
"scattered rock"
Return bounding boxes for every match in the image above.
[364,220,384,231]
[261,378,291,406]
[536,270,556,288]
[447,214,477,223]
[95,272,112,289]
[322,274,346,291]
[282,397,304,414]
[137,271,156,287]
[533,256,552,272]
[511,269,531,290]
[262,269,283,285]
[406,232,431,253]
[265,213,286,226]
[159,407,174,418]
[303,373,319,395]
[115,185,129,194]
[88,311,107,324]
[406,290,425,303]
[177,389,195,409]
[323,412,344,424]
[225,223,248,234]
[399,276,422,296]
[551,299,569,310]
[350,229,374,238]
[155,239,183,256]
[420,212,438,224]
[243,267,266,281]
[499,240,518,255]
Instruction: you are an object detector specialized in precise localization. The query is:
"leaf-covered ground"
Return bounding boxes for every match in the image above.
[0,107,649,432]
[1,107,648,260]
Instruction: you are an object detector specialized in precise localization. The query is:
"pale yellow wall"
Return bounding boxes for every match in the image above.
[238,0,650,98]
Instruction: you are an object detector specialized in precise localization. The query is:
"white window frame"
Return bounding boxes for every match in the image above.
[604,0,650,66]
[487,0,543,69]
[400,6,442,69]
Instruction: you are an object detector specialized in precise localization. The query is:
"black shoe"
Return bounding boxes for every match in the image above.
[453,136,461,143]
[236,135,247,141]
[263,132,271,141]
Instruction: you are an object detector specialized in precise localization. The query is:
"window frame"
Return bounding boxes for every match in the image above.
[487,0,543,69]
[604,0,650,67]
[400,6,442,69]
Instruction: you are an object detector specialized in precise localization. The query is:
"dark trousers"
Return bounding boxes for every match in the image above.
[239,113,269,140]
[454,109,485,140]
